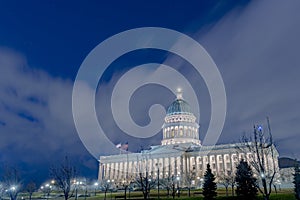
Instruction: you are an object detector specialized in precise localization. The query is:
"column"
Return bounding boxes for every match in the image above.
[98,163,103,181]
[194,156,198,172]
[171,157,175,175]
[107,163,111,180]
[111,163,115,180]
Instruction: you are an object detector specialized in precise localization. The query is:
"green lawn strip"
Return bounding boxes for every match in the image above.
[12,189,297,200]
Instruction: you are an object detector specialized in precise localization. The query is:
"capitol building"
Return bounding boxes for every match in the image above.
[98,90,279,186]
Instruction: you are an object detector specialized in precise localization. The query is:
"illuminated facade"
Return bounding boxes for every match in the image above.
[98,91,280,186]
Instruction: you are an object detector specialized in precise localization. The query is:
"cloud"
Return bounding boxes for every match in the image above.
[0,48,97,181]
[195,0,300,158]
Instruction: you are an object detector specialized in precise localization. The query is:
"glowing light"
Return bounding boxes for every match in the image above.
[258,126,263,131]
[176,88,183,99]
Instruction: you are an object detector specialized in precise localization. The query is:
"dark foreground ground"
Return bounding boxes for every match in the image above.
[9,188,296,200]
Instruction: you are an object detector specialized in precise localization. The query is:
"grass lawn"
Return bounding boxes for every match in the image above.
[15,188,296,200]
[78,188,296,200]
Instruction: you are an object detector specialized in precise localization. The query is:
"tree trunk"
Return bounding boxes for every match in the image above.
[262,178,269,200]
[273,184,277,194]
[10,195,17,200]
[143,192,147,200]
[225,186,228,197]
[172,185,175,199]
[124,186,127,200]
[263,195,269,200]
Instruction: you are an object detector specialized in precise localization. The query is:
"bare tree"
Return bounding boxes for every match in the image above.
[26,181,36,200]
[2,166,22,200]
[160,175,177,199]
[237,118,278,200]
[218,175,231,197]
[0,182,5,200]
[135,171,156,200]
[120,175,134,200]
[227,171,236,196]
[184,169,195,197]
[100,179,114,200]
[133,154,157,200]
[50,156,77,200]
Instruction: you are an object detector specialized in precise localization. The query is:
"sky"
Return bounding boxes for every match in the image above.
[0,0,300,185]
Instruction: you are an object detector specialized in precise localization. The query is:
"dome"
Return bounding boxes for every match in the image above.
[162,89,201,146]
[166,99,192,115]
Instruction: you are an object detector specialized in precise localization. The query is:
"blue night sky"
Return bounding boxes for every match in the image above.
[0,0,300,185]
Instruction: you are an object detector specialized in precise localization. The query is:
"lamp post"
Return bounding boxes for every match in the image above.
[110,180,114,200]
[176,176,180,197]
[75,181,79,200]
[45,183,51,199]
[156,163,162,199]
[9,185,17,200]
[94,182,98,196]
[200,178,204,188]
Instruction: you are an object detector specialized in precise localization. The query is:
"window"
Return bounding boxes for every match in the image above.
[199,164,203,169]
[211,156,215,161]
[198,157,201,162]
[240,154,245,160]
[219,164,223,170]
[226,163,231,169]
[179,128,183,136]
[232,155,237,162]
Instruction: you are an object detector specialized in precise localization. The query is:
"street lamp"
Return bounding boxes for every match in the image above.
[94,182,98,196]
[8,185,17,200]
[110,180,114,200]
[44,183,51,199]
[75,181,79,200]
[200,178,204,188]
[10,186,17,193]
[156,163,162,199]
[176,176,180,197]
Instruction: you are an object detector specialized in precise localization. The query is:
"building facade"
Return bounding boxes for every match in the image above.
[98,91,280,186]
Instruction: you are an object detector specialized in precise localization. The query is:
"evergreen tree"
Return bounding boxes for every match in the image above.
[235,159,258,200]
[294,164,300,200]
[202,163,217,200]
